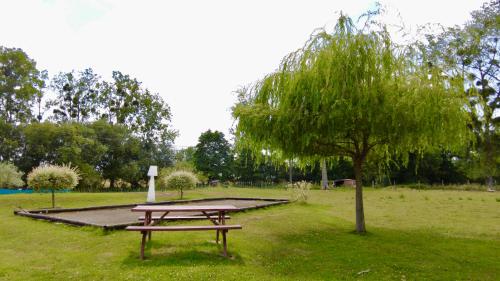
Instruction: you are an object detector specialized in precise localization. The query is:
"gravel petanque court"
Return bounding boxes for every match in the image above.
[14,197,289,229]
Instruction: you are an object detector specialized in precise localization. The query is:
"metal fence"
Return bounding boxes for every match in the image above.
[7,181,296,193]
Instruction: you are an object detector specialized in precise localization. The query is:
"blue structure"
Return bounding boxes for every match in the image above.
[0,188,33,195]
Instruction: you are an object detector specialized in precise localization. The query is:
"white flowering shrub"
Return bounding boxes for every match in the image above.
[161,170,198,199]
[0,162,24,188]
[27,164,80,207]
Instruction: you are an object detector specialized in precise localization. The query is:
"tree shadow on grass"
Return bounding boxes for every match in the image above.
[122,240,244,267]
[249,225,499,280]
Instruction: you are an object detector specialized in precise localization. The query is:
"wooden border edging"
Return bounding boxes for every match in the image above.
[24,197,289,214]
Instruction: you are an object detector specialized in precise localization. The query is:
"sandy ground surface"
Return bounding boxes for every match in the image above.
[42,199,281,226]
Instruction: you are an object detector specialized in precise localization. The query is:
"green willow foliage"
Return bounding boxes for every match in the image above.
[233,15,469,163]
[233,14,471,233]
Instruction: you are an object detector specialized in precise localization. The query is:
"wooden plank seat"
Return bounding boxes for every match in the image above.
[126,225,241,231]
[126,224,242,259]
[138,215,230,221]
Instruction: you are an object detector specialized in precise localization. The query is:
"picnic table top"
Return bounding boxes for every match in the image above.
[131,205,239,212]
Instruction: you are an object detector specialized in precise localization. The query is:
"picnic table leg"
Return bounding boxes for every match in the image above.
[222,230,227,257]
[216,211,221,244]
[140,231,147,260]
[146,211,152,241]
[221,211,227,256]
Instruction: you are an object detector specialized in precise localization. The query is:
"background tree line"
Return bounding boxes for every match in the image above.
[416,0,499,188]
[1,1,498,190]
[0,47,176,189]
[197,1,498,188]
[184,130,493,187]
[229,2,497,233]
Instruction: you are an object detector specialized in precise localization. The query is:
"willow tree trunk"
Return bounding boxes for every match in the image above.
[321,159,328,190]
[353,160,366,233]
[289,160,293,184]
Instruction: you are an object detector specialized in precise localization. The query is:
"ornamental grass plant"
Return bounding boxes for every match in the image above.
[289,181,311,203]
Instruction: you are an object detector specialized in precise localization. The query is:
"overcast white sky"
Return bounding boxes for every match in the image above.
[1,0,487,148]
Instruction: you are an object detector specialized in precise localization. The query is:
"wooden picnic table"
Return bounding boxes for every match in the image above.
[131,204,240,212]
[127,204,242,259]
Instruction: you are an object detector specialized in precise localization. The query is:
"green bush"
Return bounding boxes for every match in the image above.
[0,162,24,188]
[27,164,80,208]
[76,165,104,190]
[161,170,198,199]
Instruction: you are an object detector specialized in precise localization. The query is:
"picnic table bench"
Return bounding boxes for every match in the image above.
[138,215,231,221]
[126,205,242,259]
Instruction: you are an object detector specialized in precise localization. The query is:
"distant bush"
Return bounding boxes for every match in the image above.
[161,170,198,199]
[0,162,24,188]
[27,164,80,208]
[76,165,104,190]
[101,179,132,189]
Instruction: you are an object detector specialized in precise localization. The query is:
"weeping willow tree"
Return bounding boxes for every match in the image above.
[232,14,470,233]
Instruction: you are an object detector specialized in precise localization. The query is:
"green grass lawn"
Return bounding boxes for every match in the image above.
[0,187,499,280]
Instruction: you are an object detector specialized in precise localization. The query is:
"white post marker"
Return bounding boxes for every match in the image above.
[146,165,158,203]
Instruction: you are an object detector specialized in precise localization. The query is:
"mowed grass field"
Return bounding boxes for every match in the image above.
[0,187,499,281]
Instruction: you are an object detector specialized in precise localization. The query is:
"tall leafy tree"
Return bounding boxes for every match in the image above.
[193,130,233,181]
[19,122,106,176]
[427,0,499,188]
[99,71,140,124]
[90,120,142,189]
[48,68,101,123]
[233,14,469,233]
[99,71,177,149]
[0,120,22,162]
[48,69,177,175]
[175,146,196,163]
[0,46,46,123]
[19,122,61,172]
